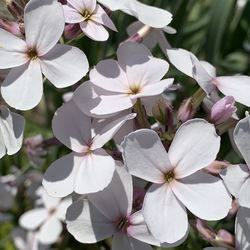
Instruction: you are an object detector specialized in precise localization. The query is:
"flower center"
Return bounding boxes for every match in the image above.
[27,49,38,60]
[128,84,142,95]
[164,170,175,183]
[116,216,130,233]
[81,9,92,20]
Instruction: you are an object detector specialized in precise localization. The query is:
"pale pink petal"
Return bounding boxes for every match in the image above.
[0,106,25,155]
[24,0,64,56]
[19,208,47,230]
[36,187,60,210]
[220,164,250,198]
[73,82,134,117]
[87,163,132,221]
[168,119,220,178]
[67,0,86,12]
[143,184,188,243]
[137,79,173,98]
[233,115,250,166]
[38,216,62,244]
[134,1,172,28]
[216,76,250,107]
[40,44,89,88]
[74,149,115,194]
[89,59,128,93]
[112,233,153,250]
[238,178,250,208]
[172,171,232,220]
[63,5,85,23]
[92,5,117,31]
[43,152,80,198]
[97,0,136,12]
[200,61,217,78]
[66,199,115,243]
[52,101,91,152]
[80,20,109,41]
[1,61,43,110]
[91,113,136,150]
[235,207,250,250]
[0,28,27,68]
[121,129,171,183]
[83,0,96,11]
[0,133,6,159]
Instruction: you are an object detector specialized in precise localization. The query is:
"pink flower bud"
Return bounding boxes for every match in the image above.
[217,229,235,246]
[64,23,82,40]
[177,97,196,122]
[0,19,22,37]
[194,218,216,241]
[210,96,237,124]
[204,160,230,174]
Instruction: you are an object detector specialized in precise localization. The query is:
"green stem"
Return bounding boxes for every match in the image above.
[133,99,150,129]
[191,87,206,109]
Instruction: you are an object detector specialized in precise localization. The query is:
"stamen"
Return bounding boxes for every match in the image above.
[81,9,92,20]
[164,171,175,183]
[128,84,142,95]
[116,217,130,233]
[27,49,38,60]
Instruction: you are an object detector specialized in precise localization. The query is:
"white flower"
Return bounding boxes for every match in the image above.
[19,187,71,245]
[221,115,250,208]
[167,48,250,107]
[43,101,136,197]
[121,119,232,243]
[97,0,172,28]
[74,42,173,117]
[0,0,89,110]
[66,164,185,249]
[0,105,25,159]
[63,0,117,41]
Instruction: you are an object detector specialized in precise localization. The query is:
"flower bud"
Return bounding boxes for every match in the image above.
[64,23,82,40]
[204,160,230,174]
[210,96,237,125]
[152,99,173,127]
[177,97,196,122]
[0,19,22,36]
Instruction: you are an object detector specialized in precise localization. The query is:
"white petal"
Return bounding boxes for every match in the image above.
[167,48,215,94]
[139,79,173,98]
[0,132,6,159]
[56,198,72,221]
[24,0,64,56]
[0,28,27,69]
[200,61,217,78]
[74,149,115,194]
[19,208,47,230]
[121,129,171,183]
[89,59,128,93]
[233,115,250,166]
[97,0,136,12]
[63,5,84,23]
[168,119,220,178]
[238,178,250,208]
[41,44,88,88]
[80,21,109,41]
[220,164,250,198]
[134,1,172,28]
[43,152,80,198]
[235,207,250,250]
[66,199,114,243]
[1,61,43,110]
[73,81,134,117]
[52,101,91,152]
[38,216,62,244]
[91,113,136,150]
[143,184,188,243]
[112,233,153,250]
[172,171,232,220]
[0,106,25,155]
[92,5,117,31]
[88,163,133,221]
[216,76,250,107]
[68,0,96,12]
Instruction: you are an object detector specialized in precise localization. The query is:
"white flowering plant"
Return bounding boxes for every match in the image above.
[0,0,250,249]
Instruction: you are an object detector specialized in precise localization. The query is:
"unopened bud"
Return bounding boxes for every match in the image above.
[152,99,173,127]
[0,19,22,36]
[64,23,82,40]
[177,98,196,122]
[204,160,230,174]
[210,96,237,124]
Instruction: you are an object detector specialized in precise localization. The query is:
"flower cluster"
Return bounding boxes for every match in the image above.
[0,0,250,249]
